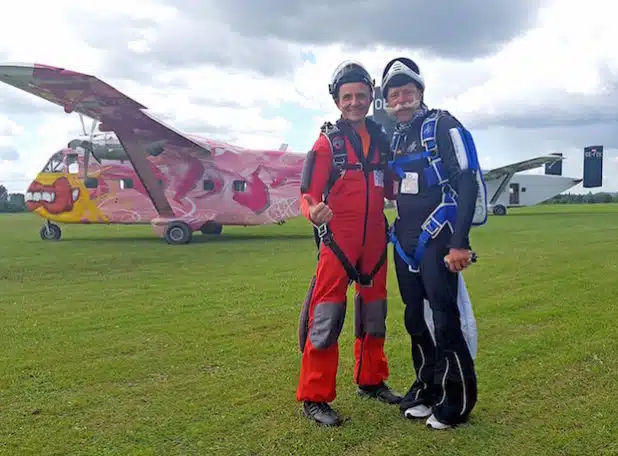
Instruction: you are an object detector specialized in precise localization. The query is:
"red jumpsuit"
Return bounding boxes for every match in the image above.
[297,119,395,403]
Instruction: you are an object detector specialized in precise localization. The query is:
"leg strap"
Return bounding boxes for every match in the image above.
[314,223,387,287]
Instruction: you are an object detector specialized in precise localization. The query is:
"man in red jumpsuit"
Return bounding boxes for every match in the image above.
[296,60,402,427]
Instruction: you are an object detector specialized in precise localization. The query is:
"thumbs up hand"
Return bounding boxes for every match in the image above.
[303,194,333,225]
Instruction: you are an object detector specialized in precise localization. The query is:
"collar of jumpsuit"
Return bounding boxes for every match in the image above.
[395,105,429,133]
[337,117,372,158]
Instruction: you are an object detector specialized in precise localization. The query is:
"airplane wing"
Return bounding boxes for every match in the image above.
[483,155,565,181]
[0,63,213,218]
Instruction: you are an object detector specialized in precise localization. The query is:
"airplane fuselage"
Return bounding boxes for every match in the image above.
[487,173,583,213]
[25,135,305,231]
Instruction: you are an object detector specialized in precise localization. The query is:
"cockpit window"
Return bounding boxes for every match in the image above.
[41,151,66,173]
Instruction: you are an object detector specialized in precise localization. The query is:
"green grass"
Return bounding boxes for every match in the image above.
[1,204,617,455]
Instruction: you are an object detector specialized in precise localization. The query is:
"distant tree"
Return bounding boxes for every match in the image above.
[594,192,614,203]
[0,185,27,212]
[9,193,26,210]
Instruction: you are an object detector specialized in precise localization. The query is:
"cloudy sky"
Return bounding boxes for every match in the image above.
[1,0,616,194]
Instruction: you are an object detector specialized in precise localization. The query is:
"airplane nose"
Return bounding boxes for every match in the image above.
[25,180,40,210]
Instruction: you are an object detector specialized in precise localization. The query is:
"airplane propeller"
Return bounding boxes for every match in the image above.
[78,113,99,181]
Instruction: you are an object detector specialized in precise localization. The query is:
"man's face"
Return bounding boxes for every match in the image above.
[336,82,372,122]
[386,82,422,123]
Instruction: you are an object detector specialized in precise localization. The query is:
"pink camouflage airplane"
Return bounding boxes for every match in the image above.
[0,63,305,244]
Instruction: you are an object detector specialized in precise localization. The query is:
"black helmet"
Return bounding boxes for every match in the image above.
[381,57,425,100]
[328,60,375,101]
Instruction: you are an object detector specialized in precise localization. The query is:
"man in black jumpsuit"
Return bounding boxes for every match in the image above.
[381,57,479,429]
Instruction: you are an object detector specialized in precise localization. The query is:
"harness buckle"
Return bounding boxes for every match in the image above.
[315,223,331,244]
[358,274,373,287]
[350,162,363,171]
[333,155,347,167]
[421,215,443,238]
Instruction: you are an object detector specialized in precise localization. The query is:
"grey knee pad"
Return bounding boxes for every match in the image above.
[309,302,346,349]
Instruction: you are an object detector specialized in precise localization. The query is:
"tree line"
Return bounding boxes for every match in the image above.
[541,191,618,204]
[1,184,617,214]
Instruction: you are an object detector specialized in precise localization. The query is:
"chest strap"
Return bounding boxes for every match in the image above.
[388,151,433,178]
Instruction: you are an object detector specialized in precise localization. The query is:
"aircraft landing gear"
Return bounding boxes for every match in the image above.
[200,222,223,235]
[40,222,61,241]
[493,204,507,216]
[164,221,192,245]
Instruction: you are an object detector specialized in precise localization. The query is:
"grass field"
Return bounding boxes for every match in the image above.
[1,204,618,455]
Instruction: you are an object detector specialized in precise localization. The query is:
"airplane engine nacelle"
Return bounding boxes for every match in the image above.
[67,137,165,161]
[68,138,128,161]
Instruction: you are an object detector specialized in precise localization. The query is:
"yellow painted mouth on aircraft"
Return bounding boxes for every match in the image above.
[25,173,108,223]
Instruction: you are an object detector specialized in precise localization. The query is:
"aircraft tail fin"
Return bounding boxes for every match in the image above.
[278,143,288,152]
[370,86,396,142]
[583,145,603,188]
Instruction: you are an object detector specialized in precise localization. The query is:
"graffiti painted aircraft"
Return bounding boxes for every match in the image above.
[0,63,305,244]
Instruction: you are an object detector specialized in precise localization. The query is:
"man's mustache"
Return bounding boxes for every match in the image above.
[386,100,420,114]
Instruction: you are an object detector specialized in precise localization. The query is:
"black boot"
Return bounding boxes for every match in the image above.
[357,381,403,404]
[303,401,342,426]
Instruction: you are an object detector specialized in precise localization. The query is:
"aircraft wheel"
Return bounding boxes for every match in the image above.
[164,221,192,245]
[40,223,62,241]
[493,204,507,216]
[200,222,223,235]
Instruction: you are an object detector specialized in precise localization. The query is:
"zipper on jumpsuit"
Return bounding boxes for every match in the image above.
[347,128,371,246]
[362,171,369,245]
[355,130,374,385]
[361,133,374,246]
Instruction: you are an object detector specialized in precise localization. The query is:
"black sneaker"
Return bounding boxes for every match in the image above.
[303,401,342,426]
[357,381,403,404]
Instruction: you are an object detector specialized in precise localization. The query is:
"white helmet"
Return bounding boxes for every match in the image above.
[381,57,425,100]
[328,60,375,101]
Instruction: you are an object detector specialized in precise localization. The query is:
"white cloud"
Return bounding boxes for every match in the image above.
[0,115,23,137]
[0,0,617,195]
[442,0,618,124]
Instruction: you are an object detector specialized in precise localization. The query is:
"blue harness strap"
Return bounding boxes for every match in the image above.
[388,151,433,179]
[387,110,459,273]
